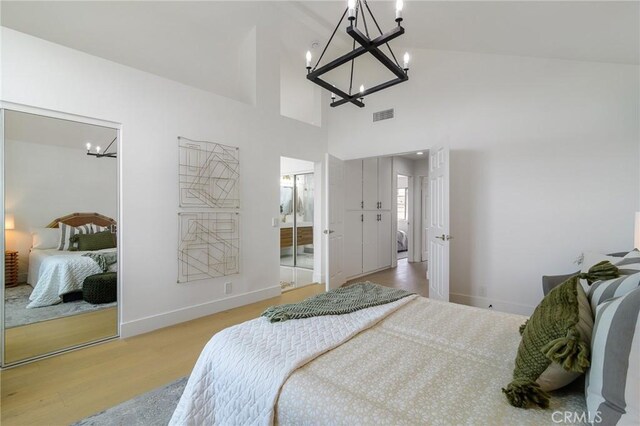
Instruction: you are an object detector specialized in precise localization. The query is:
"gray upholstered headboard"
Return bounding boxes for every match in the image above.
[542,252,629,295]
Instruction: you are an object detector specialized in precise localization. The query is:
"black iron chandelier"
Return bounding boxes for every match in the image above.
[85,137,117,159]
[305,0,410,108]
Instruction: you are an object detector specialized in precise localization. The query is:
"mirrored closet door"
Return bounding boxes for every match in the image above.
[2,109,119,366]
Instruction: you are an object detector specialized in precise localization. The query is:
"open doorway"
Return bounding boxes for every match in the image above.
[280,157,317,290]
[396,174,409,260]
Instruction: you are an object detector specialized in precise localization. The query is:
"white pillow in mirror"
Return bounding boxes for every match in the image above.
[31,228,60,250]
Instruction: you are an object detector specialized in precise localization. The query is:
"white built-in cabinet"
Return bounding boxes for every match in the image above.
[344,157,393,279]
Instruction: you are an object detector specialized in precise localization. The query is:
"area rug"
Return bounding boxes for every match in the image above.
[5,284,117,328]
[74,377,187,426]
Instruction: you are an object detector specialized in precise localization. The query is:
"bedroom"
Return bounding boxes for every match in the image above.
[1,1,638,425]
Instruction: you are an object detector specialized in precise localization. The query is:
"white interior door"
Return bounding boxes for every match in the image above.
[428,147,450,301]
[378,211,392,269]
[362,158,378,210]
[324,153,345,290]
[421,177,429,262]
[362,211,378,273]
[377,157,392,210]
[344,211,363,278]
[345,160,363,211]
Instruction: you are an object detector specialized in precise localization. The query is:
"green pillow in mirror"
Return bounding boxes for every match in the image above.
[72,231,116,251]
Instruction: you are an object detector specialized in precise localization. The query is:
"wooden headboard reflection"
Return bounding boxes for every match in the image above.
[46,212,116,229]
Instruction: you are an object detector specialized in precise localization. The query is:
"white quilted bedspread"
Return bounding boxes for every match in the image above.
[27,251,113,308]
[169,295,417,426]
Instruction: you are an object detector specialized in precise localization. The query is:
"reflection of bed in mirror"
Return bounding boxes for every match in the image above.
[397,229,408,252]
[2,109,120,367]
[26,213,117,308]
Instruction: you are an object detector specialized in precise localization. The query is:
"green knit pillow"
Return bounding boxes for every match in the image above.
[71,231,116,251]
[503,261,619,409]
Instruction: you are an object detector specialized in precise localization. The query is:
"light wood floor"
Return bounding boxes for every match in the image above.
[347,258,429,297]
[0,284,324,426]
[5,307,118,364]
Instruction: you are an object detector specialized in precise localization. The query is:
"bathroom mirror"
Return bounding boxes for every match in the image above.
[2,109,119,366]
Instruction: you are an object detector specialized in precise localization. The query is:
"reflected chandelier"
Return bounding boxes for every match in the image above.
[305,0,410,108]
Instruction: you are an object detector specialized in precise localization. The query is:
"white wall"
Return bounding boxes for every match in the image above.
[280,156,314,175]
[1,25,328,337]
[5,139,117,280]
[329,48,640,314]
[280,54,322,127]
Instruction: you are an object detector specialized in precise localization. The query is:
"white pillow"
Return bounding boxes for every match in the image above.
[91,223,109,233]
[31,228,60,250]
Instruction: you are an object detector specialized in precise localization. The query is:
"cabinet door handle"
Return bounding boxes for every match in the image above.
[361,201,364,209]
[361,214,363,222]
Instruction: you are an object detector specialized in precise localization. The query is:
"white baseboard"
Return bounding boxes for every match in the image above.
[449,292,535,316]
[120,285,282,338]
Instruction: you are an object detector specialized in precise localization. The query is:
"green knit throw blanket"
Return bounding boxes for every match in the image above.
[262,282,414,323]
[83,252,118,272]
[503,260,619,409]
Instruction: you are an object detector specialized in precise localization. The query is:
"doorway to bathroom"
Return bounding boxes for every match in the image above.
[280,157,316,290]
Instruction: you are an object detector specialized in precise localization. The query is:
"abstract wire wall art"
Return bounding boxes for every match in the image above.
[178,136,241,283]
[178,136,240,209]
[177,212,240,283]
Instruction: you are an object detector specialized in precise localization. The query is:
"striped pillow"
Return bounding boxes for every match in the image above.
[57,222,94,250]
[91,223,110,233]
[586,287,640,425]
[589,273,640,315]
[616,249,640,275]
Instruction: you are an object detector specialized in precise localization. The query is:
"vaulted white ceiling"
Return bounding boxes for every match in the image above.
[5,110,117,150]
[2,1,637,103]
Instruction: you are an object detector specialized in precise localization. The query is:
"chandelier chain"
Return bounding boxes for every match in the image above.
[363,0,401,68]
[313,7,347,71]
[348,3,360,95]
[358,0,371,38]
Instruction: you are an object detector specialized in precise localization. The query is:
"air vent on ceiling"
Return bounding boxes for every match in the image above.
[373,108,394,122]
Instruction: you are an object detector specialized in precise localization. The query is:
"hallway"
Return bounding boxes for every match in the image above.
[346,258,428,297]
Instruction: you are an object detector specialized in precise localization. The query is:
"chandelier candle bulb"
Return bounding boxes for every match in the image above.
[403,52,410,70]
[305,51,312,69]
[96,146,101,154]
[347,0,356,20]
[396,0,403,22]
[86,142,91,151]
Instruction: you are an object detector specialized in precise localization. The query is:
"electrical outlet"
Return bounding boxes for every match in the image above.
[224,282,232,294]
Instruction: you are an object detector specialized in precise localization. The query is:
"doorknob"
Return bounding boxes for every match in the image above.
[323,229,335,234]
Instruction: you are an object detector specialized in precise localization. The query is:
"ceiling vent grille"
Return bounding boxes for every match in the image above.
[373,108,394,122]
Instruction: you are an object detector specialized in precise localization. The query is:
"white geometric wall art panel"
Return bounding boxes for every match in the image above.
[178,137,240,209]
[178,212,240,282]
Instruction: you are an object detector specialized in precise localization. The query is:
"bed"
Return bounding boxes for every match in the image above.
[26,213,117,308]
[171,296,586,425]
[397,229,408,252]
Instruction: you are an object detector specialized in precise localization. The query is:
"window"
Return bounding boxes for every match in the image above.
[397,188,408,220]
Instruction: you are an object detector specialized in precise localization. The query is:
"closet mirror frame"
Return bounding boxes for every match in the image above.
[0,102,122,368]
